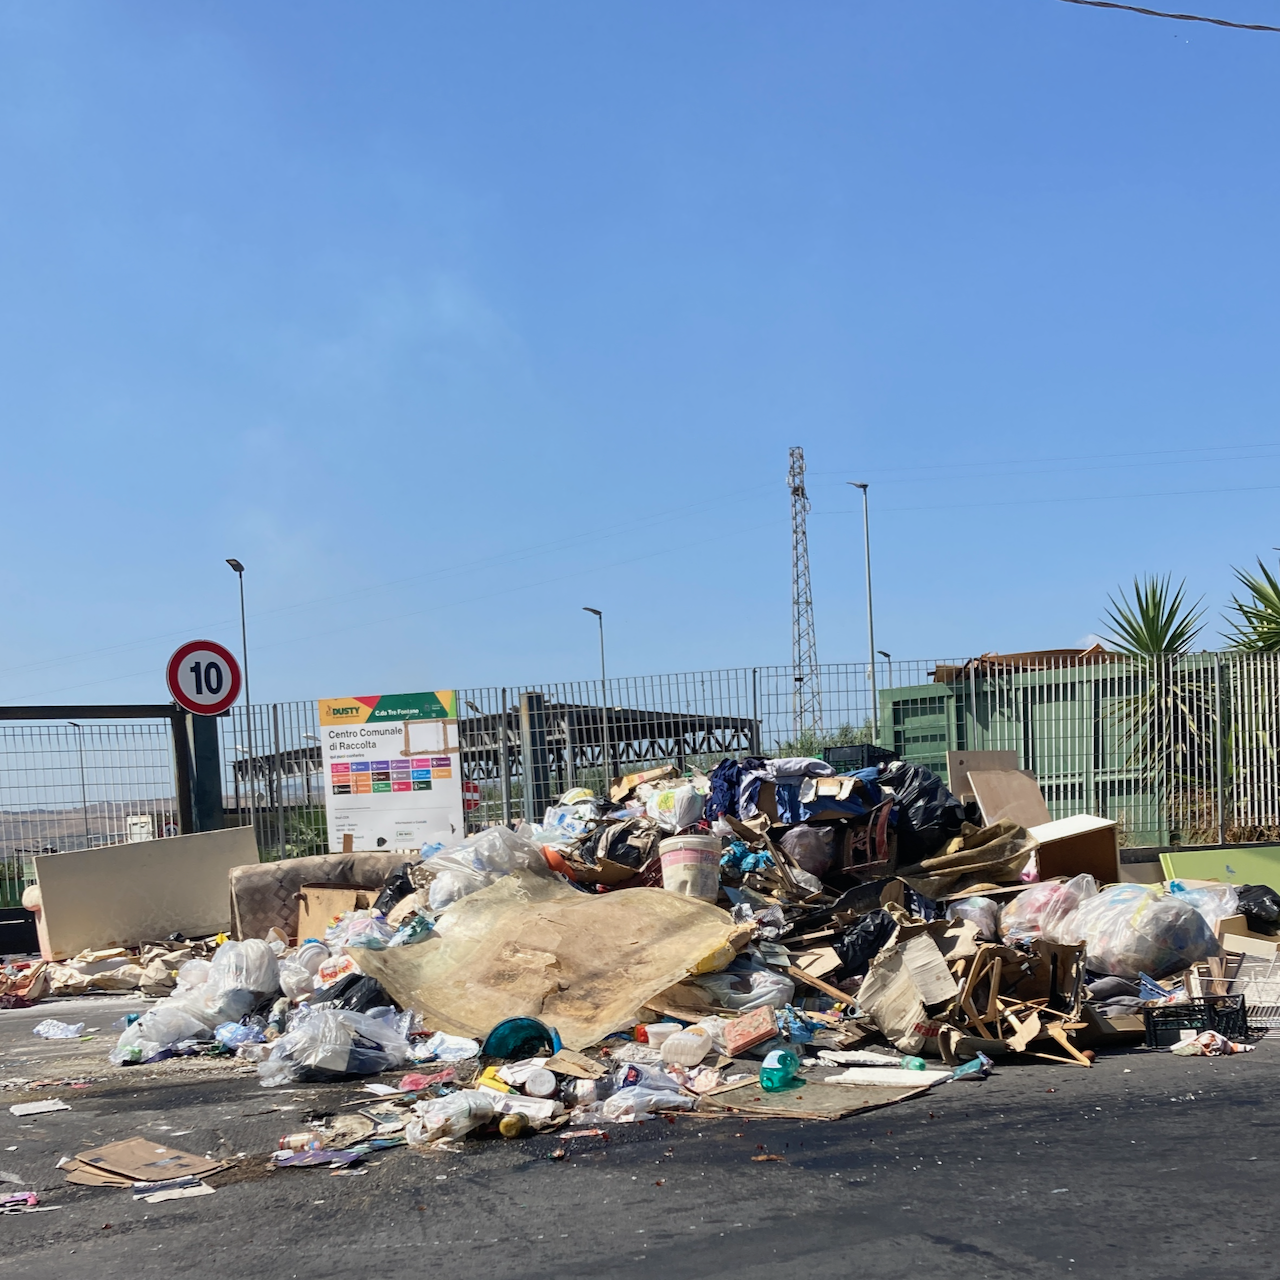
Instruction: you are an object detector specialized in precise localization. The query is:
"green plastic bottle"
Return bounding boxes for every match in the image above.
[759,1048,802,1092]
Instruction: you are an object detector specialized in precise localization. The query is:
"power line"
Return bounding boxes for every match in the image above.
[1052,0,1280,33]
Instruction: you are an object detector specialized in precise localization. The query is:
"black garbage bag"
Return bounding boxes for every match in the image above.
[579,816,664,870]
[833,908,897,979]
[1237,884,1280,935]
[373,861,416,915]
[310,972,392,1014]
[878,761,967,862]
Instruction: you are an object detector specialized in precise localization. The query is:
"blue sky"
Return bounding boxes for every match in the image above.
[3,1,1279,706]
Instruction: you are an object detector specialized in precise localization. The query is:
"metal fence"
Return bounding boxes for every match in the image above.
[4,653,1280,903]
[211,651,1280,856]
[0,720,181,906]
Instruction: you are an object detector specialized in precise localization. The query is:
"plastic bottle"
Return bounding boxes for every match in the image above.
[279,1131,323,1151]
[660,1026,712,1067]
[901,1056,927,1071]
[523,1068,559,1099]
[759,1048,802,1092]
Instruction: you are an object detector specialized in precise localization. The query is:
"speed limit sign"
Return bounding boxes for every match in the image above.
[166,640,242,716]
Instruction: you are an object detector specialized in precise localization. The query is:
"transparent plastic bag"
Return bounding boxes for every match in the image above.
[109,1003,211,1065]
[1169,883,1240,934]
[208,939,280,995]
[999,875,1098,945]
[425,826,554,911]
[599,1085,696,1120]
[257,1006,410,1087]
[1061,884,1219,979]
[405,1089,495,1144]
[946,897,1002,941]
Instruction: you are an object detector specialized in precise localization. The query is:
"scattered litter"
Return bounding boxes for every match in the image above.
[9,1100,71,1117]
[31,1020,85,1040]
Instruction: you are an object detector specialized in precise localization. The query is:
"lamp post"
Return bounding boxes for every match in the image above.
[226,558,255,844]
[848,483,878,738]
[878,650,893,691]
[68,721,90,847]
[582,608,611,794]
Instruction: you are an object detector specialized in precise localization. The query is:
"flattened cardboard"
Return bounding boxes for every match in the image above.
[968,770,1052,828]
[73,1137,224,1183]
[33,827,256,960]
[945,750,1020,799]
[699,1075,930,1120]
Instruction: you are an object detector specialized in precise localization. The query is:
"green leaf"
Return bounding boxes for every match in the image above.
[1102,575,1203,657]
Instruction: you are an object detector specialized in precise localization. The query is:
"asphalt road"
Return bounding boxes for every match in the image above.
[1,995,1277,1279]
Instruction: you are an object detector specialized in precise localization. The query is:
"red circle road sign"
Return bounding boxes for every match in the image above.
[463,779,481,812]
[166,640,242,716]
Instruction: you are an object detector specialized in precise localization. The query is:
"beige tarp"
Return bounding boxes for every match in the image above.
[354,871,739,1051]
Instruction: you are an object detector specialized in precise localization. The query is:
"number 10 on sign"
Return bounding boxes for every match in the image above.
[166,639,242,716]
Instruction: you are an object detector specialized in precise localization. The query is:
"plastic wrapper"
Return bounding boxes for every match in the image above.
[257,1006,410,1087]
[414,1030,481,1061]
[689,959,795,1011]
[326,910,395,951]
[423,826,555,911]
[999,875,1098,944]
[645,784,707,833]
[599,1085,697,1120]
[945,897,1001,941]
[31,1019,84,1039]
[214,1021,265,1048]
[1060,884,1220,980]
[1169,883,1240,934]
[405,1090,495,1144]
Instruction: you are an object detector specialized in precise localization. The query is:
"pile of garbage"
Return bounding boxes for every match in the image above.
[86,756,1266,1149]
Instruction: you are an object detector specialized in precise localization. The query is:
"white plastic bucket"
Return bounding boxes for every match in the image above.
[658,834,721,902]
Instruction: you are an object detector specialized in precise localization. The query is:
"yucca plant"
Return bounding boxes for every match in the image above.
[1224,559,1280,651]
[1101,576,1212,841]
[1102,575,1204,656]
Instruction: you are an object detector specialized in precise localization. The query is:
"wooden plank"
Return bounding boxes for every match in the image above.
[968,769,1052,827]
[786,966,852,1004]
[1044,1021,1093,1066]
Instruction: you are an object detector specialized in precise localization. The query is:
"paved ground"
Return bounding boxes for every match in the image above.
[1,994,1277,1279]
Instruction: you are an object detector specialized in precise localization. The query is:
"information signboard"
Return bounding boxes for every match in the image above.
[318,691,463,852]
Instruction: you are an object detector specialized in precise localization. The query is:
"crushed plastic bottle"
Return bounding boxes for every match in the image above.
[31,1019,85,1040]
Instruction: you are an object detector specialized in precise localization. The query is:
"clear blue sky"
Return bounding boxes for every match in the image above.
[3,1,1279,706]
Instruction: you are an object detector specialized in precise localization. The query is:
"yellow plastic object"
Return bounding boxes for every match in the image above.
[355,871,737,1052]
[476,1066,516,1094]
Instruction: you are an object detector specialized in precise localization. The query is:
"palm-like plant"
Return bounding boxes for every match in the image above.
[1102,575,1204,656]
[1224,559,1280,651]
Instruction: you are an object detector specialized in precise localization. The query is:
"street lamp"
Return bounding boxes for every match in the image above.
[68,721,90,847]
[848,483,878,738]
[878,650,893,690]
[582,608,611,795]
[226,559,255,842]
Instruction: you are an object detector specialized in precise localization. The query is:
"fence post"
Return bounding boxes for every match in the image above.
[1216,656,1227,845]
[187,713,224,832]
[750,668,761,756]
[519,692,552,821]
[499,688,512,824]
[169,709,195,835]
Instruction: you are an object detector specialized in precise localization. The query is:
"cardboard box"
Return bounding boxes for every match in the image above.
[1027,814,1120,884]
[297,883,380,941]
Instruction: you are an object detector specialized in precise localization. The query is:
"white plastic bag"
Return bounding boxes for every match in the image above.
[690,964,795,1012]
[645,784,706,833]
[278,959,316,1003]
[1061,884,1219,979]
[109,1004,211,1065]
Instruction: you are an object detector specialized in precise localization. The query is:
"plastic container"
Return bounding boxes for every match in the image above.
[523,1068,559,1099]
[642,1022,682,1048]
[660,1026,712,1067]
[901,1056,927,1071]
[658,835,721,902]
[279,1131,323,1151]
[1143,995,1248,1048]
[759,1048,802,1092]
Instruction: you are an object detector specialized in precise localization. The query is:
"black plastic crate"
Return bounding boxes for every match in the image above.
[822,744,899,772]
[1143,994,1249,1048]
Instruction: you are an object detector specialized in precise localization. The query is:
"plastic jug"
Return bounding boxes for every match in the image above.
[643,1022,682,1048]
[660,1026,712,1067]
[759,1048,802,1092]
